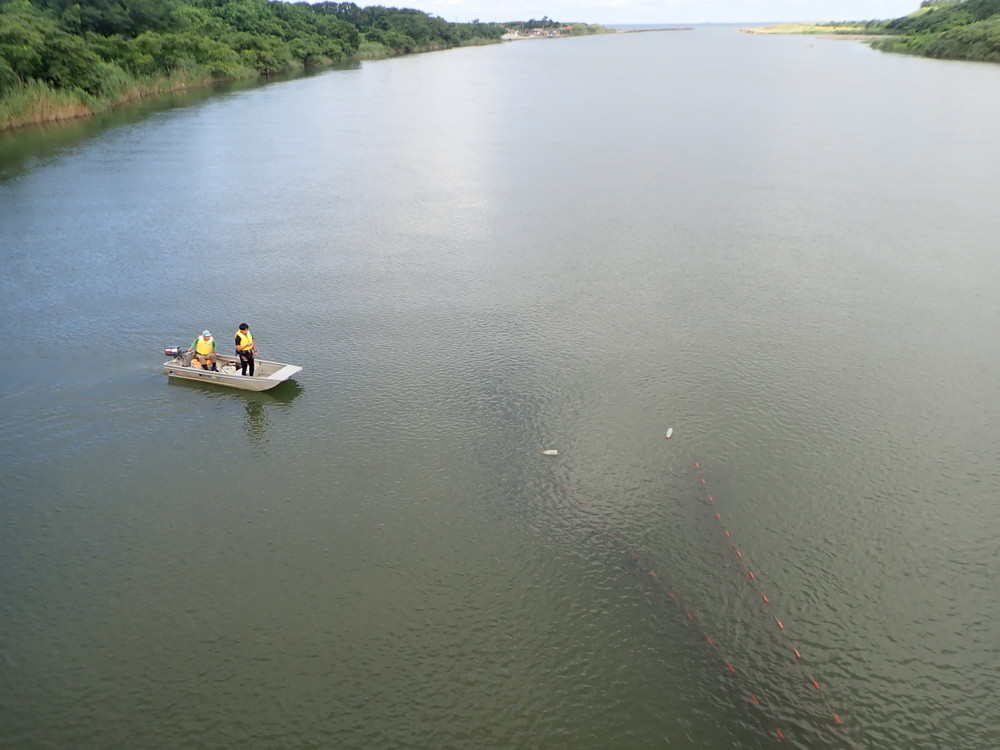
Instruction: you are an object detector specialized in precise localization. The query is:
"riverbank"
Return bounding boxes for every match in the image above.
[742,4,1000,66]
[0,72,218,133]
[0,1,512,133]
[0,38,500,133]
[616,27,694,33]
[740,22,875,36]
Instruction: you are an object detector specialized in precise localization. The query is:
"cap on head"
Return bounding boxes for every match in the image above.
[239,323,249,330]
[202,330,211,336]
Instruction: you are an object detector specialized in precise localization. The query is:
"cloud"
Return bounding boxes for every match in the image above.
[413,1,919,25]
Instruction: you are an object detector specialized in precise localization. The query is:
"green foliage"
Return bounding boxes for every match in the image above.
[0,1,105,93]
[0,0,508,128]
[34,0,185,36]
[508,16,558,30]
[886,0,1000,31]
[565,23,610,36]
[872,0,1000,62]
[0,0,501,82]
[0,6,47,88]
[0,75,90,129]
[124,29,246,77]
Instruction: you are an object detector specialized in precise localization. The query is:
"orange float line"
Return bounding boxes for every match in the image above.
[686,455,859,746]
[576,454,859,747]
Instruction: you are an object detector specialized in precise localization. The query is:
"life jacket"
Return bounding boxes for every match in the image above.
[235,330,254,352]
[195,336,215,355]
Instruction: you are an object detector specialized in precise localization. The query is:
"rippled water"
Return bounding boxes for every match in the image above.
[2,26,999,749]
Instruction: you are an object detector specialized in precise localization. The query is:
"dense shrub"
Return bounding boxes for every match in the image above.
[0,0,506,128]
[872,0,1000,62]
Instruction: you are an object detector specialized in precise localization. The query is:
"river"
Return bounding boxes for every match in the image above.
[2,25,999,749]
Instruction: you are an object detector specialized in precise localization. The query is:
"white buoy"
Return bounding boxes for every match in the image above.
[541,449,558,456]
[665,428,673,440]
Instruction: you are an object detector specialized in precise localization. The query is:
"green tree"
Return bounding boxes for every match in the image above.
[0,7,47,85]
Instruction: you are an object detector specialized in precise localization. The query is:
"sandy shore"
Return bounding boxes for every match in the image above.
[740,23,869,35]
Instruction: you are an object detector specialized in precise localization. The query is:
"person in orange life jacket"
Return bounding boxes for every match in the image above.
[234,323,257,376]
[191,330,218,371]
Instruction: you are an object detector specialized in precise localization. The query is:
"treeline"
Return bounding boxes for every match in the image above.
[507,17,609,36]
[0,0,505,130]
[870,0,1000,62]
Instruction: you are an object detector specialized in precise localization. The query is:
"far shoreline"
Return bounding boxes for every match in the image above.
[614,27,694,33]
[740,22,878,38]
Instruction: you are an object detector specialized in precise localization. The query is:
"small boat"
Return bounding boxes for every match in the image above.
[163,349,302,392]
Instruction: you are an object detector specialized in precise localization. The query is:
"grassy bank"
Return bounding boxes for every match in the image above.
[740,22,877,35]
[869,0,1000,63]
[0,0,511,132]
[0,35,511,132]
[0,68,229,132]
[742,2,1000,64]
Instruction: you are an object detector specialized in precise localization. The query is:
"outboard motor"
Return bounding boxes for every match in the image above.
[163,346,195,366]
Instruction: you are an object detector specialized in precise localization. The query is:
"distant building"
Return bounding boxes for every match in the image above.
[503,26,570,41]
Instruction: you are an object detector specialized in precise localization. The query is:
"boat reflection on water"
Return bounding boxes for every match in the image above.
[242,400,268,446]
[167,377,303,446]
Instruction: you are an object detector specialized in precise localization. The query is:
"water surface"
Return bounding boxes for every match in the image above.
[2,26,999,749]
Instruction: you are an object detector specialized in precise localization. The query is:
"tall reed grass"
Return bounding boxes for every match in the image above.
[0,66,252,132]
[0,80,92,131]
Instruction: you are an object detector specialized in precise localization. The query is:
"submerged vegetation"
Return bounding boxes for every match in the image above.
[0,0,511,130]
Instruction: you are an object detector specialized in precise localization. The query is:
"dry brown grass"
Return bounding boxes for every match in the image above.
[741,23,869,35]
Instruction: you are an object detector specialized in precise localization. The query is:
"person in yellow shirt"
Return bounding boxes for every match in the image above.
[190,330,218,371]
[234,323,257,376]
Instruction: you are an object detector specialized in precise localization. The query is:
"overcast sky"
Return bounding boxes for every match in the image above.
[411,1,922,25]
